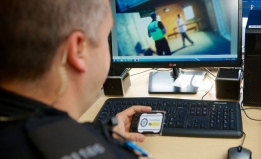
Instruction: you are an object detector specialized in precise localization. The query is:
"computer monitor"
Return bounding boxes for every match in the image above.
[109,0,242,94]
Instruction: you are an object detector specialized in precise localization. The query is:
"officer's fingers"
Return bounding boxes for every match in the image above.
[132,106,152,114]
[119,106,152,117]
[124,132,146,142]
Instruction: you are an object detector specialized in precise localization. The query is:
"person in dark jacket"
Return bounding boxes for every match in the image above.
[0,0,151,158]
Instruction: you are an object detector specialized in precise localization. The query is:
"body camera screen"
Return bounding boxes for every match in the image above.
[137,113,164,133]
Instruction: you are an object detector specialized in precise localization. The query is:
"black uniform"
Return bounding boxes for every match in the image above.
[0,88,138,159]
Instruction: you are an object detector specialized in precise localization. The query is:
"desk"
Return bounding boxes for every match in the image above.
[79,68,261,159]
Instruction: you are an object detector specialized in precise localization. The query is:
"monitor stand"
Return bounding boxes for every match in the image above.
[148,68,206,94]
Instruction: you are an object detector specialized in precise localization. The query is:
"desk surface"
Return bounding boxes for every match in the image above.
[79,68,261,159]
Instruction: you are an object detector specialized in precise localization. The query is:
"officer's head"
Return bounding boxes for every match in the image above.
[150,12,157,20]
[0,0,113,119]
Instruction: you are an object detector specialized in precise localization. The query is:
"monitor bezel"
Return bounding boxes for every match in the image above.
[109,0,243,69]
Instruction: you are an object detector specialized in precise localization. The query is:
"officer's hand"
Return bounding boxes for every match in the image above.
[113,106,151,142]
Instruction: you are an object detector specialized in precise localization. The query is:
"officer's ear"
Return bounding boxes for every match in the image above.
[66,31,88,73]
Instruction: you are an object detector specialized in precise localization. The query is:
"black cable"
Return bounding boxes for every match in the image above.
[240,132,246,147]
[201,83,214,100]
[197,73,214,92]
[240,104,261,121]
[100,120,117,144]
[130,68,154,77]
[200,71,215,100]
[204,67,216,78]
[206,72,215,81]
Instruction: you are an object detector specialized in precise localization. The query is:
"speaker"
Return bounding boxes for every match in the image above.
[215,68,241,100]
[243,10,261,105]
[103,68,131,96]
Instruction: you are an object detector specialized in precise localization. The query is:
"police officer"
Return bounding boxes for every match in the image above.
[148,12,171,56]
[0,0,152,158]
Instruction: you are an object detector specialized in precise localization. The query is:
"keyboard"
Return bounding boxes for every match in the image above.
[93,97,243,138]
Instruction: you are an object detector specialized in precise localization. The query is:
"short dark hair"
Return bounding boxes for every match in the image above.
[0,0,107,83]
[150,12,156,19]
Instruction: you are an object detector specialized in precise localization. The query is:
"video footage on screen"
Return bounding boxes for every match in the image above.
[113,0,238,60]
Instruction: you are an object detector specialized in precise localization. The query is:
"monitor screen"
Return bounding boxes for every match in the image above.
[241,0,261,52]
[242,0,261,17]
[109,0,242,69]
[243,0,252,17]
